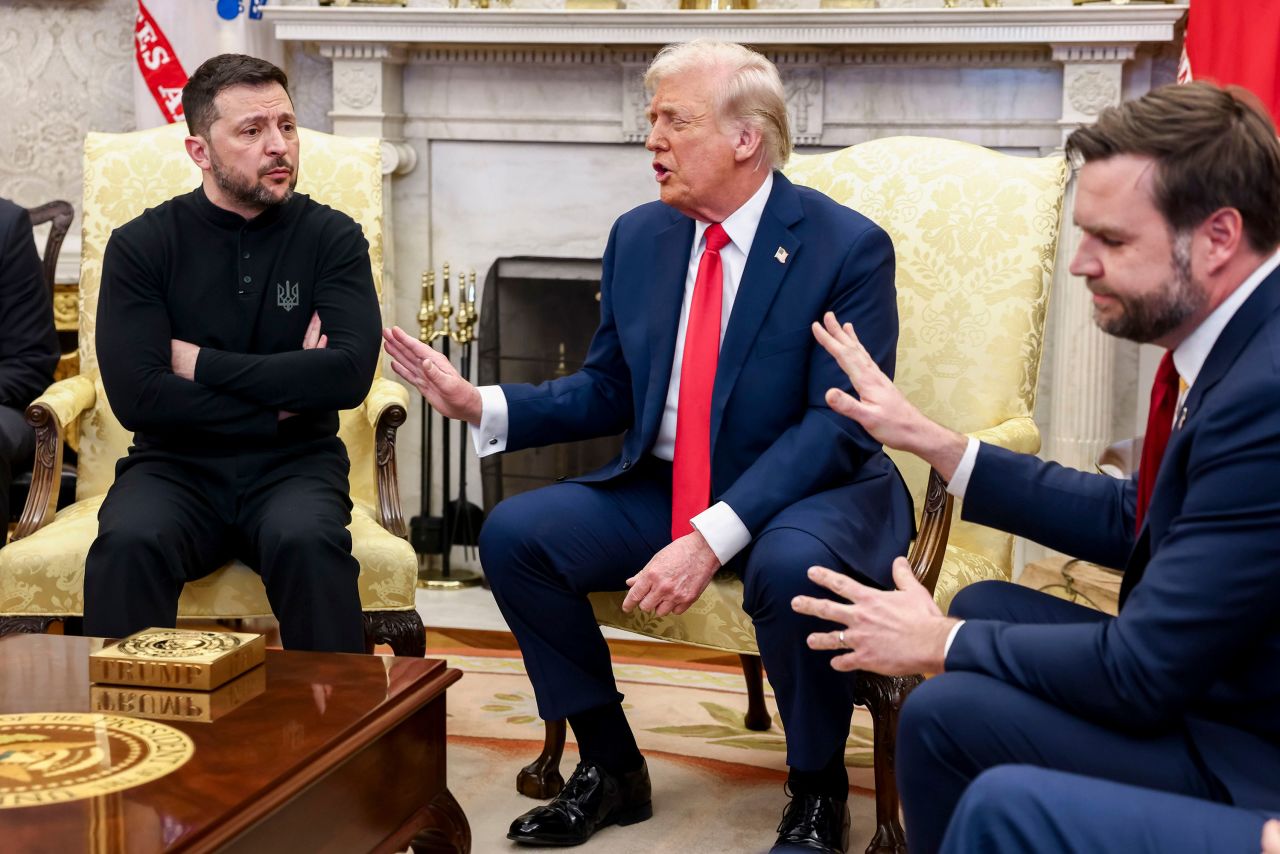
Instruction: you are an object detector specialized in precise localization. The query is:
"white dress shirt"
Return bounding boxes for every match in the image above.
[942,248,1280,660]
[469,173,776,566]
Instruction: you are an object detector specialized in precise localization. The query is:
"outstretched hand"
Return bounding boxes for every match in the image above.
[791,557,955,676]
[382,326,483,424]
[812,312,967,481]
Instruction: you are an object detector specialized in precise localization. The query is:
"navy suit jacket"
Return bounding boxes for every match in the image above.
[498,172,912,582]
[949,265,1280,811]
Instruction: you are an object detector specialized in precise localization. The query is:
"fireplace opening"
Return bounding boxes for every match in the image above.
[478,257,626,513]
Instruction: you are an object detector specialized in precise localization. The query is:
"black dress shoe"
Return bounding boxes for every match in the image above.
[770,786,850,853]
[507,759,653,846]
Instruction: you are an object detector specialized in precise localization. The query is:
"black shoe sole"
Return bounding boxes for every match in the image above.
[507,802,654,847]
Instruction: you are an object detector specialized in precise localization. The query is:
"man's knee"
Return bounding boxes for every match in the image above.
[898,672,978,767]
[259,513,350,562]
[87,526,182,581]
[742,528,838,615]
[478,491,557,591]
[961,765,1043,812]
[943,766,1045,848]
[947,579,1012,619]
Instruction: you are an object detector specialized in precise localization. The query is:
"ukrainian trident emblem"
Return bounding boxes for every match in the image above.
[276,280,299,312]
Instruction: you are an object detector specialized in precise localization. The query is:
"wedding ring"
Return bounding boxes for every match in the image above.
[838,630,847,649]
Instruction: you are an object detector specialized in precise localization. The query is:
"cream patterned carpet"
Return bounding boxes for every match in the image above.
[437,643,878,853]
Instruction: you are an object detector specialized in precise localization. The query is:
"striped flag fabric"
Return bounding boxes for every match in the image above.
[133,0,283,129]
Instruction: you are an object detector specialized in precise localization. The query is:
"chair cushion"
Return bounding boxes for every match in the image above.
[590,572,759,656]
[0,496,417,618]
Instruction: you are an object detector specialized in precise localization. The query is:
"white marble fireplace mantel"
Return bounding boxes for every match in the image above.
[270,6,1183,48]
[267,3,1186,556]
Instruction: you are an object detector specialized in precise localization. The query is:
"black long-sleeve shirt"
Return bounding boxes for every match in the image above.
[96,187,380,454]
[0,198,59,410]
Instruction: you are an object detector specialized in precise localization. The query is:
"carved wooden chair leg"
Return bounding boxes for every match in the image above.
[856,671,922,854]
[738,653,772,731]
[363,610,427,657]
[0,616,58,637]
[517,719,566,799]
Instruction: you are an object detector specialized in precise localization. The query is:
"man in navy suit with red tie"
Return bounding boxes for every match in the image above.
[793,82,1280,853]
[385,40,912,852]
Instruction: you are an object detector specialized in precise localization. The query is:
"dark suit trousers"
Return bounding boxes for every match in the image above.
[0,403,35,537]
[83,436,364,653]
[899,581,1229,854]
[480,456,871,771]
[941,766,1270,854]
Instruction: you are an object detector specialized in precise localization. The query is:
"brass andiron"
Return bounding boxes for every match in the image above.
[417,263,483,591]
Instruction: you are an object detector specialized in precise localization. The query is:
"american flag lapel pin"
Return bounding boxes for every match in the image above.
[775,246,788,264]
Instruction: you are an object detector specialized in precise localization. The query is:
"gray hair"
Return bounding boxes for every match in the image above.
[645,40,792,171]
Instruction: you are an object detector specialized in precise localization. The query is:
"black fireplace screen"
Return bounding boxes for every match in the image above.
[478,257,626,513]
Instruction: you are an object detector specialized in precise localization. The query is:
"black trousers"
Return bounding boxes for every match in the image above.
[0,403,36,538]
[83,436,365,653]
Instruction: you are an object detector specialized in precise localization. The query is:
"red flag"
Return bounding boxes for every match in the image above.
[134,1,189,124]
[1183,0,1280,124]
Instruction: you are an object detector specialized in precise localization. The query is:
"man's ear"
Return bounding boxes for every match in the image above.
[732,123,764,165]
[185,134,213,173]
[1198,207,1246,277]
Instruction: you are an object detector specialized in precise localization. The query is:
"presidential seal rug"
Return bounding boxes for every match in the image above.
[431,631,878,853]
[0,713,193,809]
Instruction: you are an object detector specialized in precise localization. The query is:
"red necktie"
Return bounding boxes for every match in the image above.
[671,223,731,539]
[1134,351,1181,533]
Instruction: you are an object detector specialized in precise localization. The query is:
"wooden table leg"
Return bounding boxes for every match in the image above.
[409,789,471,854]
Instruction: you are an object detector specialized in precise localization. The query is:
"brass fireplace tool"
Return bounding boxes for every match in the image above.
[412,263,484,590]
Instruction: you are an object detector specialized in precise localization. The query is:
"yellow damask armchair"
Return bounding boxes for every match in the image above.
[0,123,422,656]
[520,137,1069,854]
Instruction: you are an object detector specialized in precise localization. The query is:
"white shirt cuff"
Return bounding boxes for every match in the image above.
[690,501,752,566]
[470,385,509,458]
[943,620,965,662]
[946,437,981,499]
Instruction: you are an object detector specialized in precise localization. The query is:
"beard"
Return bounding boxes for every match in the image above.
[210,150,296,211]
[1091,231,1207,344]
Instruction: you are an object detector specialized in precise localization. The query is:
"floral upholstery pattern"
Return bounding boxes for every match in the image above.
[592,136,1068,649]
[0,123,417,619]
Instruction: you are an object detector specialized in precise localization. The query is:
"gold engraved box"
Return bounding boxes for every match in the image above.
[90,628,266,691]
[91,666,267,723]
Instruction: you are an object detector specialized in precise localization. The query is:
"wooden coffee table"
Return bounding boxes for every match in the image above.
[0,633,468,852]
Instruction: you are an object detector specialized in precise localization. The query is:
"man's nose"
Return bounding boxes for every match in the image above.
[1069,243,1099,279]
[263,125,287,156]
[645,126,664,153]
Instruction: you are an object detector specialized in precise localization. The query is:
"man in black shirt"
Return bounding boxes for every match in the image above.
[84,55,381,652]
[0,198,60,541]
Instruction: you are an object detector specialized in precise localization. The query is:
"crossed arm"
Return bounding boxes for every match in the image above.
[172,310,329,421]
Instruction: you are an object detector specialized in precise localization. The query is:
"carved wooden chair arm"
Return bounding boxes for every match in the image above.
[12,375,97,541]
[905,467,953,597]
[366,377,410,538]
